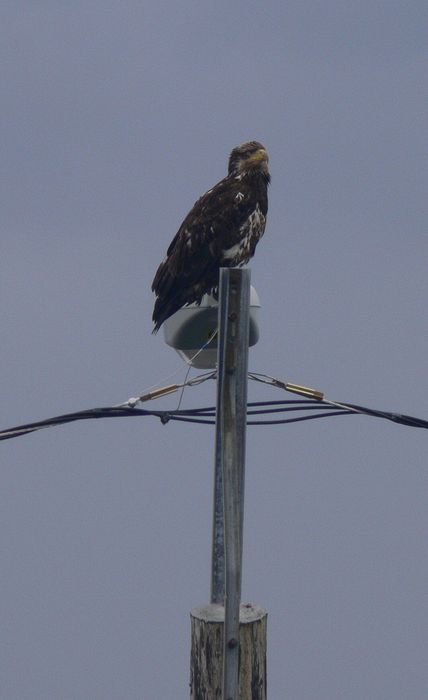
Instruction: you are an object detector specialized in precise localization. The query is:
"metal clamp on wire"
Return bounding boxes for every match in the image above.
[284,382,324,401]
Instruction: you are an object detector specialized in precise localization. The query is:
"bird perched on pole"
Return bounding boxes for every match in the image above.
[151,140,270,332]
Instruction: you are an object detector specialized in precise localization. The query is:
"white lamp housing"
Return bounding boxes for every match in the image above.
[163,286,261,368]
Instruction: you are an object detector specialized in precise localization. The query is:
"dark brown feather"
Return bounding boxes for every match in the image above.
[152,141,270,332]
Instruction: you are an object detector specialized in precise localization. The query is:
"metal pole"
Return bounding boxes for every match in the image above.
[192,267,266,699]
[210,402,225,603]
[210,269,231,604]
[211,267,250,699]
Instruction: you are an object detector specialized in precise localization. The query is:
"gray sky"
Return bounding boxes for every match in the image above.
[1,2,427,698]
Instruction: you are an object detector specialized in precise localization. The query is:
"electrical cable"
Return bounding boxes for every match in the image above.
[248,373,428,430]
[1,387,427,441]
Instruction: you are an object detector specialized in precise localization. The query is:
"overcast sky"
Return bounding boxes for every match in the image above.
[1,2,427,698]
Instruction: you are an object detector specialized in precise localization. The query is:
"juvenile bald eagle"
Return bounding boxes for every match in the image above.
[152,140,270,332]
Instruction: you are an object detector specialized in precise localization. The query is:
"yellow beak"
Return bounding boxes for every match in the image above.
[249,148,268,163]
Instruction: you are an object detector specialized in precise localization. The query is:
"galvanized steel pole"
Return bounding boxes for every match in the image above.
[210,384,225,604]
[191,267,266,699]
[216,267,251,699]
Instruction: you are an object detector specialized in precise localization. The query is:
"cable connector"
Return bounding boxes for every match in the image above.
[247,372,324,400]
[284,382,324,401]
[137,384,180,403]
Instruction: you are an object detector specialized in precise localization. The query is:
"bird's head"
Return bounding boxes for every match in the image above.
[228,141,270,179]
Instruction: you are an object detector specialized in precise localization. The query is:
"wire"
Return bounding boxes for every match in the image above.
[1,363,427,441]
[116,329,218,409]
[248,373,428,430]
[116,370,216,408]
[1,391,427,441]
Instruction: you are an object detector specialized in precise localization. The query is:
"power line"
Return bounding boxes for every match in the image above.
[1,382,427,441]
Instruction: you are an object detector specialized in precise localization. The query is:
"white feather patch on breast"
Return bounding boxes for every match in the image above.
[221,203,266,261]
[243,204,265,235]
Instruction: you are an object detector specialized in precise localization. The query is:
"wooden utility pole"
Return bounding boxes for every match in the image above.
[190,603,267,698]
[190,268,267,699]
